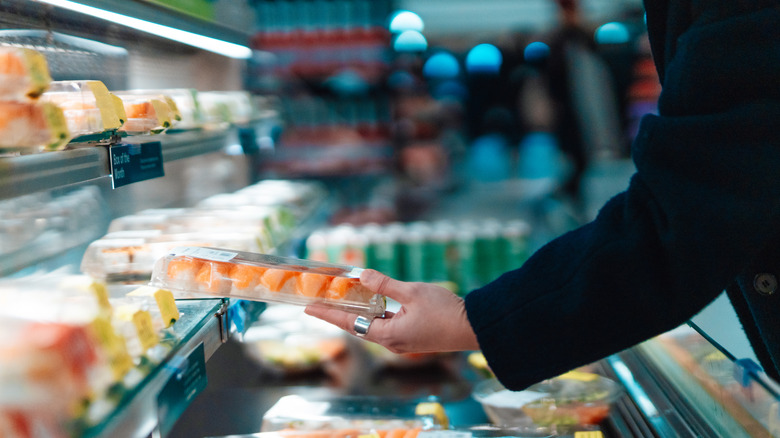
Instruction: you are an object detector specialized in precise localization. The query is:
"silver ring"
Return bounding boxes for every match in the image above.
[353,315,373,338]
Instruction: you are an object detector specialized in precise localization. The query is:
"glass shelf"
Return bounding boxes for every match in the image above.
[80,298,228,438]
[0,129,235,201]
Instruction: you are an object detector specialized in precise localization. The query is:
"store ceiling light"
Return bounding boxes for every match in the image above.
[393,30,427,52]
[595,22,631,45]
[35,0,252,59]
[389,10,424,33]
[466,43,502,74]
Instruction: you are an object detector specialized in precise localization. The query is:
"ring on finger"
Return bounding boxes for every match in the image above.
[353,315,374,338]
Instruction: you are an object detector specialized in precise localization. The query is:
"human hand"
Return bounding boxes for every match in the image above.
[304,269,479,353]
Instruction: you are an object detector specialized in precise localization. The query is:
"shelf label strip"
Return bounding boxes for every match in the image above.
[110,141,165,188]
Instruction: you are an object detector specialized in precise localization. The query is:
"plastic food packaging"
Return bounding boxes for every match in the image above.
[261,394,428,433]
[113,92,173,134]
[150,247,385,316]
[0,46,52,100]
[80,230,260,283]
[108,207,291,253]
[0,100,70,150]
[111,89,184,126]
[119,88,203,130]
[41,80,123,138]
[198,90,255,126]
[472,372,622,430]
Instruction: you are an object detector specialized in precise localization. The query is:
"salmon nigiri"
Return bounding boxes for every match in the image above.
[195,261,232,293]
[325,277,361,300]
[166,256,203,280]
[260,268,299,294]
[298,273,332,298]
[0,47,52,99]
[229,263,267,290]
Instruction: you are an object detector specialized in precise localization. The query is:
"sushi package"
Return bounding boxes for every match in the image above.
[81,229,260,283]
[149,247,385,316]
[0,100,70,150]
[0,47,52,100]
[41,80,123,138]
[115,88,203,130]
[113,91,174,134]
[0,47,72,151]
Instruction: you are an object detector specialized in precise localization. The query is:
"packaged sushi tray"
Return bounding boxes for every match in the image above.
[150,246,385,316]
[0,46,52,101]
[117,88,203,131]
[41,80,123,140]
[80,230,260,283]
[260,394,430,433]
[112,91,175,134]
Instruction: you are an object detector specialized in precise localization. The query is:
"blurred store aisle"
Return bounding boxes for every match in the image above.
[421,157,636,252]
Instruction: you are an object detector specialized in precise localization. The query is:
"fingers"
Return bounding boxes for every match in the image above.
[360,269,412,303]
[304,304,357,333]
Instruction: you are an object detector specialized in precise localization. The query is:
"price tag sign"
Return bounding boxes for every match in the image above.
[109,141,164,188]
[157,343,208,436]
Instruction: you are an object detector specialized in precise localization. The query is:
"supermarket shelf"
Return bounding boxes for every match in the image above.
[85,298,229,438]
[150,129,237,162]
[0,129,235,201]
[34,0,251,47]
[0,147,109,200]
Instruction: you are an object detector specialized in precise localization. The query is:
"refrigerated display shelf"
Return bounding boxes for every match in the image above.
[1,0,251,47]
[0,129,235,200]
[81,298,229,438]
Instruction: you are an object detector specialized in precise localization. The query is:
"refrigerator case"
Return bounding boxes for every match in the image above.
[600,323,780,437]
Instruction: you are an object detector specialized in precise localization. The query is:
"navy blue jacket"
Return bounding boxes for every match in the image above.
[465,1,780,390]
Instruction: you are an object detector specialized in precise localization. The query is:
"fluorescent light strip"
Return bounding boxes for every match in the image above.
[37,0,252,59]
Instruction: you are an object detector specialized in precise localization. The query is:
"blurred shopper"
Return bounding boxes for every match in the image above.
[307,0,780,390]
[545,0,623,208]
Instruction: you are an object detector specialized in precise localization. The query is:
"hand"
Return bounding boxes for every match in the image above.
[305,269,480,354]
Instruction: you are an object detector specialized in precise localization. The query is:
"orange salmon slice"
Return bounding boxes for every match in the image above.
[230,264,267,289]
[195,261,231,292]
[385,429,408,438]
[326,277,360,300]
[167,256,202,279]
[0,51,25,75]
[125,101,154,119]
[261,268,298,292]
[299,273,332,297]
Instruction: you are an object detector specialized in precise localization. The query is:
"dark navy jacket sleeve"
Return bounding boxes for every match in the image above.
[465,2,780,390]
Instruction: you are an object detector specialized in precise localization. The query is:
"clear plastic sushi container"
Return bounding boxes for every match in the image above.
[111,89,189,128]
[162,207,289,251]
[198,90,255,127]
[149,246,385,316]
[0,100,71,151]
[472,372,622,431]
[135,88,203,130]
[113,92,173,134]
[0,46,52,101]
[41,80,122,138]
[207,426,558,438]
[261,394,426,433]
[80,230,260,283]
[107,209,191,232]
[105,208,283,253]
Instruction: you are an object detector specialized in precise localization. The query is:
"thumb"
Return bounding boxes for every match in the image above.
[360,269,413,304]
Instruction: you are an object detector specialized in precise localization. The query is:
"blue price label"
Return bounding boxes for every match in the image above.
[109,141,164,188]
[157,343,208,436]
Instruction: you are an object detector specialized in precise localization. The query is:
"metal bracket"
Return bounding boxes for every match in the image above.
[214,299,230,344]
